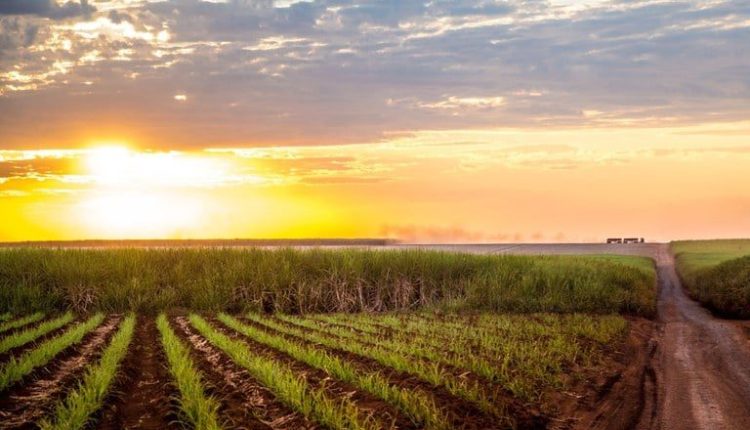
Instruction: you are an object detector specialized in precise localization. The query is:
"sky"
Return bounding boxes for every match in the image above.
[0,0,749,242]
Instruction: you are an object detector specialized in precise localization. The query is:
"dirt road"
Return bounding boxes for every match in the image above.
[648,245,750,429]
[406,242,750,429]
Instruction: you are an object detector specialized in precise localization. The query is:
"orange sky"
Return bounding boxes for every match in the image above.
[2,121,750,242]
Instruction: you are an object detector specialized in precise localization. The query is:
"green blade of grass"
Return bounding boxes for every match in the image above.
[39,314,136,430]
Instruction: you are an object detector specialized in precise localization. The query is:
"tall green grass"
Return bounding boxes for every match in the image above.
[672,240,750,317]
[691,256,750,318]
[40,315,136,430]
[672,239,750,284]
[0,248,655,316]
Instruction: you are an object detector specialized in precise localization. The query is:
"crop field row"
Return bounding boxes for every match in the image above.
[0,310,632,429]
[0,248,656,316]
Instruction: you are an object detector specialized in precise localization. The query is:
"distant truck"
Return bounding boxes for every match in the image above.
[607,237,645,244]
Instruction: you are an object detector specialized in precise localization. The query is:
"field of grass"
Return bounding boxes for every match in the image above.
[672,240,750,280]
[0,248,656,428]
[584,254,655,274]
[0,311,633,429]
[672,240,750,318]
[0,248,656,316]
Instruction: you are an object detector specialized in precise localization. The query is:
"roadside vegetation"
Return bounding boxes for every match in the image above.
[0,248,655,316]
[672,240,750,318]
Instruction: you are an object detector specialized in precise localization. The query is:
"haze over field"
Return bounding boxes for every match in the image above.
[1,0,749,242]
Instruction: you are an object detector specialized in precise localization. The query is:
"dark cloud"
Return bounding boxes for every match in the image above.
[0,0,95,20]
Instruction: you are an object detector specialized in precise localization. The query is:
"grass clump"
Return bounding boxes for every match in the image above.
[0,313,104,391]
[0,312,74,354]
[0,248,655,316]
[40,315,136,430]
[156,314,222,430]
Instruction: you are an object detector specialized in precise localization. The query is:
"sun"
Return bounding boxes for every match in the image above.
[85,145,132,185]
[78,144,222,237]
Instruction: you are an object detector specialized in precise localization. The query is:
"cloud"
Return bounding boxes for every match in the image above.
[0,0,749,148]
[0,0,95,20]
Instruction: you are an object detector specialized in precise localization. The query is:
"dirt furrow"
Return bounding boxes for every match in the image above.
[249,315,534,430]
[172,315,309,430]
[0,315,122,430]
[207,315,416,430]
[94,316,181,430]
[0,320,79,366]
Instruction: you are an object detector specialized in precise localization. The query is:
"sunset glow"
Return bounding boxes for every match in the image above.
[1,1,749,242]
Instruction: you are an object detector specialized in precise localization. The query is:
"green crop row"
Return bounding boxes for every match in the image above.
[0,313,75,355]
[0,312,45,334]
[219,313,452,429]
[157,314,223,430]
[190,314,379,430]
[40,315,136,430]
[0,314,105,391]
